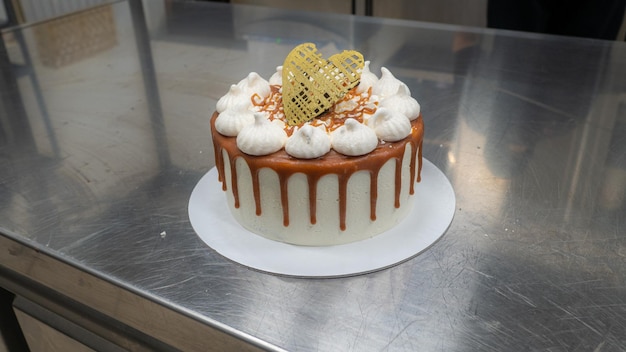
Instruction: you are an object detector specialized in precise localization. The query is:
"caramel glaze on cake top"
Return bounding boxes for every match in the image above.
[210,86,424,231]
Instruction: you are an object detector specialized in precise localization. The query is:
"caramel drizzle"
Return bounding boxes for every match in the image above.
[252,86,376,136]
[211,112,424,231]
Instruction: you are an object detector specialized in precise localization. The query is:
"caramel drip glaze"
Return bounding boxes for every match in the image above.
[211,112,424,231]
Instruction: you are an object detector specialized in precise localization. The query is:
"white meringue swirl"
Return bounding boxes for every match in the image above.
[368,107,411,142]
[236,72,271,99]
[237,113,287,156]
[330,118,379,156]
[215,102,255,137]
[372,67,407,98]
[355,61,379,94]
[379,84,421,120]
[285,124,331,159]
[216,84,249,113]
[269,66,283,86]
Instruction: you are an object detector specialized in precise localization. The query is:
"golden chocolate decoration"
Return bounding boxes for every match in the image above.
[282,43,364,125]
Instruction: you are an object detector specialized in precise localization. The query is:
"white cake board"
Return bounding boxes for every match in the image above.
[188,159,455,278]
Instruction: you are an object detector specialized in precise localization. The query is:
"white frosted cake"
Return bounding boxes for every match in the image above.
[211,43,423,246]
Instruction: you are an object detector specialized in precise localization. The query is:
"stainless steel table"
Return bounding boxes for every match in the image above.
[1,1,625,351]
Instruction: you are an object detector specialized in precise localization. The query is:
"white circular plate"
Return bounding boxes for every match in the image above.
[188,159,455,278]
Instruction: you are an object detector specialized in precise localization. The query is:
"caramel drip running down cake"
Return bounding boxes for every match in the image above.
[211,43,423,246]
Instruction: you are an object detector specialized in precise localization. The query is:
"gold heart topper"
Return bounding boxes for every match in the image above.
[282,43,364,125]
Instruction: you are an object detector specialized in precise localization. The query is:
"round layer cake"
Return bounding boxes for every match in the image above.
[211,52,423,246]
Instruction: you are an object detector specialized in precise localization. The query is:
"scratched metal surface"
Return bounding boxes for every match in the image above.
[1,1,626,351]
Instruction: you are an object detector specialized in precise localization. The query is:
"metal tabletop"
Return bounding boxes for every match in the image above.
[1,1,625,351]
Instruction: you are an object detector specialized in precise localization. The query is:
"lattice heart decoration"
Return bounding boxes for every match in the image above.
[282,43,364,125]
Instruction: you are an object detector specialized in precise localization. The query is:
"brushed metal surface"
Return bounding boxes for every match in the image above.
[1,1,625,351]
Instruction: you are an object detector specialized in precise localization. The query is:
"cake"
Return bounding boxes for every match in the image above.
[211,43,423,246]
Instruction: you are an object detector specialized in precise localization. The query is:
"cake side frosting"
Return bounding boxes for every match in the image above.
[211,112,423,231]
